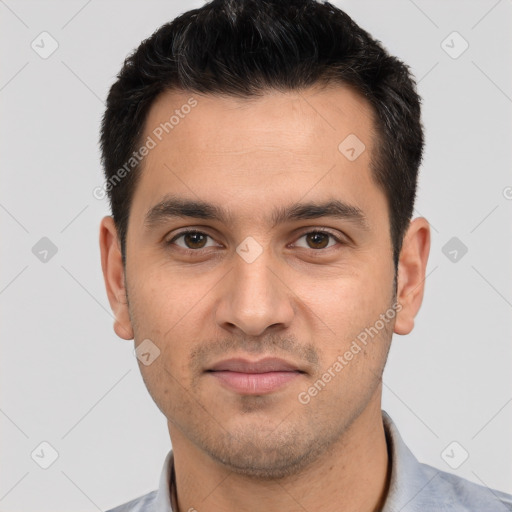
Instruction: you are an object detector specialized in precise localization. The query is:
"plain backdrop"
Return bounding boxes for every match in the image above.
[1,0,511,510]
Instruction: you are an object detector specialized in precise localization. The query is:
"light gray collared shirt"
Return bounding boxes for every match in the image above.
[106,411,512,512]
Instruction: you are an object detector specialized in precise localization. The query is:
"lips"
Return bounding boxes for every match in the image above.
[206,357,305,395]
[208,357,303,374]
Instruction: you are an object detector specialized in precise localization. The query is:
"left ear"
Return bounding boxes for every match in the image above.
[394,217,431,335]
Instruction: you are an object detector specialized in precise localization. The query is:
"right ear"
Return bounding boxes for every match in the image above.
[99,216,134,340]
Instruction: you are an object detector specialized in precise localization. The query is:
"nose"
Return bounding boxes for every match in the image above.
[215,247,295,337]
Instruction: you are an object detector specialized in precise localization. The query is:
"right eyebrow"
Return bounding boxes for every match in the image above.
[144,195,233,229]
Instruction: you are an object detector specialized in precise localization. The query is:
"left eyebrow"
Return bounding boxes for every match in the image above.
[270,199,370,231]
[143,194,370,232]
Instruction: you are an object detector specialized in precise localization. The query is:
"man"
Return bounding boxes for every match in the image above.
[99,1,512,511]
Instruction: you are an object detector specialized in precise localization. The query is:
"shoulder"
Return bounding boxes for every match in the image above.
[382,411,512,511]
[105,490,158,512]
[417,461,512,511]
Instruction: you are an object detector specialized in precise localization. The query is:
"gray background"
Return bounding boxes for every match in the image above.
[1,0,511,510]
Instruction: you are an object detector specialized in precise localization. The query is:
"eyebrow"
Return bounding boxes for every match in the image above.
[144,194,370,231]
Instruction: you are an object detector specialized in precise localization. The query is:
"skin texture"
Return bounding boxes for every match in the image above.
[100,84,430,512]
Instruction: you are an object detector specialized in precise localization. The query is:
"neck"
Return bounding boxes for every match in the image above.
[169,403,390,512]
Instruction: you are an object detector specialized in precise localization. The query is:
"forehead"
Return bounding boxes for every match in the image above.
[131,84,385,230]
[144,84,375,155]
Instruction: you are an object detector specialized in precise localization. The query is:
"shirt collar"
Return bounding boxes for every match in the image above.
[381,410,438,512]
[154,449,175,512]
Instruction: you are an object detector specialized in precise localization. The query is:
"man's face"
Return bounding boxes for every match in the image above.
[122,85,397,478]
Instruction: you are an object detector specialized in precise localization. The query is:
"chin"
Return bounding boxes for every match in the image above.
[200,424,332,481]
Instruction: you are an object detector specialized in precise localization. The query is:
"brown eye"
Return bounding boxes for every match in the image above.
[169,230,216,250]
[305,232,330,249]
[183,232,207,249]
[294,230,340,250]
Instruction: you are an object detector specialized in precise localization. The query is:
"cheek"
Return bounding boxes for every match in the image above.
[293,270,395,385]
[128,272,218,385]
[128,265,194,331]
[137,355,193,423]
[297,268,387,330]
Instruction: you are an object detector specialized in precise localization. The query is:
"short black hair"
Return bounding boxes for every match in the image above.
[99,0,424,270]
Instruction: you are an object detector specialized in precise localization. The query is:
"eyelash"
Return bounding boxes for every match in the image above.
[166,228,345,255]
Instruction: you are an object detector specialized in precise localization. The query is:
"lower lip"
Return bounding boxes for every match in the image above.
[208,371,302,394]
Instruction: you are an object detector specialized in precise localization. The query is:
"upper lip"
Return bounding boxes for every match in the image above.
[208,357,303,373]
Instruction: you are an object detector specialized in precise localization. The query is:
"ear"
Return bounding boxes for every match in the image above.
[394,217,431,335]
[99,216,134,340]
